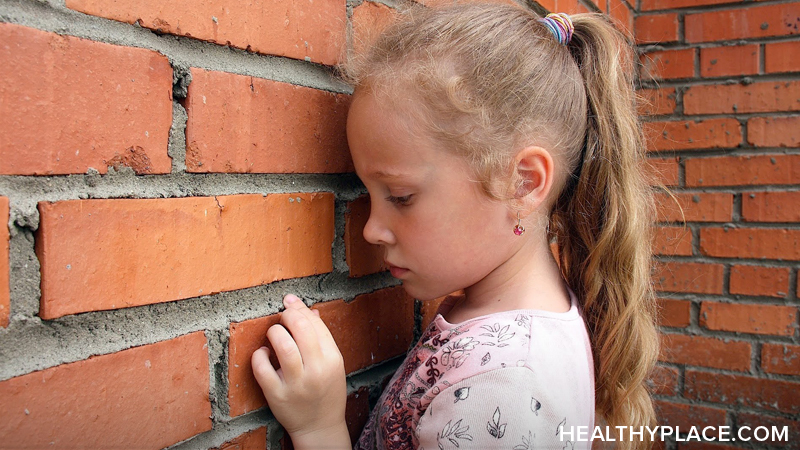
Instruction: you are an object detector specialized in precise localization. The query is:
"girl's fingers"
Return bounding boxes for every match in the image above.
[283,295,340,357]
[280,308,323,363]
[251,346,282,390]
[266,324,304,379]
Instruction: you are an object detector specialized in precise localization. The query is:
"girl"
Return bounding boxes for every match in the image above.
[251,4,659,450]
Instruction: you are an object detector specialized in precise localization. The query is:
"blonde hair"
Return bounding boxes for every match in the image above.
[342,4,659,448]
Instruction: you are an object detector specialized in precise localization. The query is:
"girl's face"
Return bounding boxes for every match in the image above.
[346,92,520,301]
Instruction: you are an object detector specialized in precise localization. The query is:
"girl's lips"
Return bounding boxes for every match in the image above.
[387,263,409,278]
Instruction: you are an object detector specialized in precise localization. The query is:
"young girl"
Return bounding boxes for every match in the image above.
[251,4,659,450]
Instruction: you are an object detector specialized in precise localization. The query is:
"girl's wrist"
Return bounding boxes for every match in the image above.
[288,420,351,450]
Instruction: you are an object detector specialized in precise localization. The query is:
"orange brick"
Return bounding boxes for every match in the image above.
[684,81,800,115]
[685,3,800,43]
[654,400,726,430]
[228,312,283,417]
[0,197,7,328]
[645,119,742,152]
[655,192,733,223]
[36,193,335,319]
[351,1,397,57]
[535,0,581,14]
[660,333,751,371]
[654,226,693,256]
[736,413,800,448]
[685,370,800,415]
[313,286,415,374]
[0,332,211,448]
[211,427,267,450]
[66,0,345,65]
[638,88,677,116]
[658,298,691,328]
[185,69,352,174]
[648,365,679,396]
[0,23,172,176]
[700,301,796,336]
[730,265,790,298]
[700,44,759,77]
[761,343,800,376]
[345,196,386,278]
[608,0,633,38]
[743,191,800,222]
[346,387,371,444]
[641,0,738,10]
[634,13,679,44]
[646,157,680,186]
[654,261,724,294]
[700,227,800,261]
[765,41,800,74]
[748,116,800,148]
[640,48,695,80]
[685,154,800,187]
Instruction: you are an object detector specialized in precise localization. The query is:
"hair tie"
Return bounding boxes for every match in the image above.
[540,13,574,45]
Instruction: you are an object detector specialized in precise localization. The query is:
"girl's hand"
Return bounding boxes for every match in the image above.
[251,294,350,449]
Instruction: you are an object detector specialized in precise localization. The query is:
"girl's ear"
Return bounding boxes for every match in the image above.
[513,146,556,214]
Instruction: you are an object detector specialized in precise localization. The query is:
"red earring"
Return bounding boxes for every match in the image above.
[514,212,525,236]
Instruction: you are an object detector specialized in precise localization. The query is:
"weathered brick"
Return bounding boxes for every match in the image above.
[730,265,790,298]
[210,427,267,450]
[36,193,335,319]
[743,191,800,223]
[0,332,211,448]
[346,387,371,444]
[655,192,733,223]
[685,154,800,187]
[736,413,799,450]
[640,48,695,80]
[0,22,172,176]
[228,313,283,417]
[185,69,352,173]
[345,196,386,278]
[685,3,800,42]
[700,44,759,77]
[645,119,742,152]
[765,41,800,74]
[635,13,679,44]
[700,227,800,261]
[641,0,737,10]
[647,157,680,186]
[0,197,7,328]
[699,301,796,336]
[66,0,345,65]
[638,88,677,116]
[761,343,800,376]
[684,370,800,414]
[654,400,727,430]
[748,116,800,148]
[654,226,693,256]
[648,365,679,396]
[351,1,397,57]
[660,333,751,371]
[608,0,633,37]
[684,81,800,115]
[658,298,691,328]
[654,261,724,295]
[533,0,581,14]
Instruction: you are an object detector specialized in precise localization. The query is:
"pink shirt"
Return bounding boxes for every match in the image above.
[355,292,595,450]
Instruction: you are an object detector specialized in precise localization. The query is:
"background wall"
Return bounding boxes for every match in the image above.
[0,0,797,449]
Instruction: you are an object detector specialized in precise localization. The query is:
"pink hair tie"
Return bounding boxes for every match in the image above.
[540,13,574,45]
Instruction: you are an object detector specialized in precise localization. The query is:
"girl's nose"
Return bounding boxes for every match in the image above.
[363,205,396,246]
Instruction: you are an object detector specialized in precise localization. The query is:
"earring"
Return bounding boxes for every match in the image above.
[514,212,525,236]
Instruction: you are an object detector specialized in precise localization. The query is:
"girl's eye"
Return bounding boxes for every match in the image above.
[386,194,413,206]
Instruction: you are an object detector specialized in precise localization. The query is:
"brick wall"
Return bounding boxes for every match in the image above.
[0,0,797,449]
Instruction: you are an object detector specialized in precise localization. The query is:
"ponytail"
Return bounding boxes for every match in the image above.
[550,14,659,449]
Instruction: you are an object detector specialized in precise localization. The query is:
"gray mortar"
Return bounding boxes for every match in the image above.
[168,101,188,173]
[206,328,229,421]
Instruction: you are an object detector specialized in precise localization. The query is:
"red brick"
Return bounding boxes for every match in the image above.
[684,81,800,115]
[608,0,633,38]
[635,13,679,44]
[346,387,371,445]
[700,227,800,261]
[655,192,733,223]
[647,157,680,186]
[36,193,335,319]
[654,400,727,430]
[761,343,800,376]
[641,0,739,10]
[313,286,414,374]
[0,332,211,448]
[228,313,283,417]
[748,116,800,148]
[654,226,693,256]
[640,48,695,80]
[211,427,267,450]
[765,41,800,74]
[699,301,796,336]
[638,88,677,116]
[658,298,692,328]
[351,1,397,57]
[645,119,742,152]
[684,370,800,414]
[701,44,759,77]
[0,197,8,328]
[660,333,751,371]
[744,191,800,223]
[730,265,790,298]
[0,23,172,176]
[534,0,581,14]
[685,3,800,43]
[648,365,679,396]
[686,154,800,187]
[184,69,352,174]
[66,0,344,65]
[654,261,724,294]
[346,196,386,277]
[736,413,799,450]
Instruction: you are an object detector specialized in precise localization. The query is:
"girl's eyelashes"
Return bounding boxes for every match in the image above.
[386,194,413,206]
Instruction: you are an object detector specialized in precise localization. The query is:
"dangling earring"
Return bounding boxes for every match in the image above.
[514,212,525,236]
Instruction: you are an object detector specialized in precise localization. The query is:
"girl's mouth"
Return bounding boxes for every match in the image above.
[386,263,409,278]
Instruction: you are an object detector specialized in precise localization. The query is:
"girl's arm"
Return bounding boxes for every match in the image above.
[251,294,351,450]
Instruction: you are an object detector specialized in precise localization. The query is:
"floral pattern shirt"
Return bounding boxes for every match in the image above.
[354,292,595,450]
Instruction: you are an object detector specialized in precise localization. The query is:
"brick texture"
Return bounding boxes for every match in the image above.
[640,49,695,80]
[683,81,800,115]
[729,265,790,298]
[0,197,8,328]
[655,192,733,223]
[185,69,352,173]
[645,119,742,152]
[0,332,211,448]
[345,196,386,277]
[685,3,800,43]
[699,301,797,336]
[743,191,800,222]
[641,0,734,10]
[608,0,633,38]
[211,427,267,450]
[659,333,751,371]
[654,400,727,430]
[684,370,800,414]
[765,41,800,74]
[634,13,679,44]
[346,387,371,445]
[736,413,800,450]
[658,298,691,328]
[36,193,335,319]
[700,227,800,260]
[761,343,800,376]
[351,1,397,57]
[654,226,692,256]
[228,312,283,417]
[700,44,759,77]
[638,88,677,116]
[654,261,724,294]
[65,0,345,65]
[747,117,800,148]
[0,22,172,175]
[647,157,680,186]
[685,154,800,187]
[648,365,679,396]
